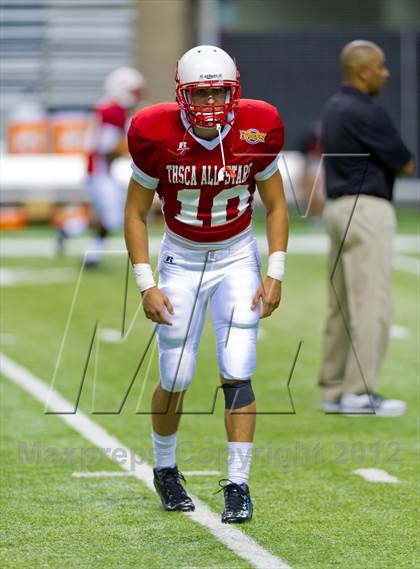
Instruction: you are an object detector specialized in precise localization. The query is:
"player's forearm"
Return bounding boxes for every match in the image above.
[124,178,155,265]
[124,214,150,264]
[265,205,289,254]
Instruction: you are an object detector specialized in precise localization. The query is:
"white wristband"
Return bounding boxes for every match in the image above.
[132,263,156,292]
[267,251,286,281]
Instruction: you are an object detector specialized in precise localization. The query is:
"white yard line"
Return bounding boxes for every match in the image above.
[0,352,290,569]
[99,329,125,343]
[1,234,419,260]
[393,255,420,276]
[390,325,410,339]
[353,468,400,484]
[0,267,76,287]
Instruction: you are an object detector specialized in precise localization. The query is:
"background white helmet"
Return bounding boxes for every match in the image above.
[175,45,241,127]
[104,67,145,108]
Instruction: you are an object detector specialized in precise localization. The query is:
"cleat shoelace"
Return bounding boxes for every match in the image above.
[160,468,189,502]
[216,478,247,514]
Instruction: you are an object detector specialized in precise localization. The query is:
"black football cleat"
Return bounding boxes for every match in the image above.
[153,466,195,512]
[218,479,253,523]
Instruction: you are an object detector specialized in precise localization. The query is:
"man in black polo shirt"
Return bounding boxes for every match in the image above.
[319,40,414,416]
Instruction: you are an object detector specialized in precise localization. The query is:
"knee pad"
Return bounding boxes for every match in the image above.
[221,380,255,410]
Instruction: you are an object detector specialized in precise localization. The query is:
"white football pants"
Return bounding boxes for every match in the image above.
[157,230,261,392]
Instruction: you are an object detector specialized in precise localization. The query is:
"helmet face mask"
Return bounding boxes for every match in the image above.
[175,46,241,128]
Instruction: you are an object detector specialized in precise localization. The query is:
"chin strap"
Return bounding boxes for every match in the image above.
[216,123,236,183]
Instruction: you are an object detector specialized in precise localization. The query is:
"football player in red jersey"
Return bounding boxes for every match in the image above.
[82,67,145,266]
[124,46,288,522]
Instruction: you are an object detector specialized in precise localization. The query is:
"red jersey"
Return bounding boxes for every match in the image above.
[86,100,128,175]
[128,99,284,242]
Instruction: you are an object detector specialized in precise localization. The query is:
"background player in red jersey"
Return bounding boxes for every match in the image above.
[124,46,288,523]
[82,67,145,266]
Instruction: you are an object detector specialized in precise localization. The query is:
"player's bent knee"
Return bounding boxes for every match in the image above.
[160,377,192,392]
[221,380,255,410]
[159,349,196,392]
[160,372,193,393]
[218,342,257,381]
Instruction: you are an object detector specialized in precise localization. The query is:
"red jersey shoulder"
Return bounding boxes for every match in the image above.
[129,102,181,142]
[236,99,284,159]
[128,103,182,180]
[95,101,126,129]
[237,99,284,131]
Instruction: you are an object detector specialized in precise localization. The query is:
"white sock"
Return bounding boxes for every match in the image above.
[152,431,177,470]
[227,442,253,485]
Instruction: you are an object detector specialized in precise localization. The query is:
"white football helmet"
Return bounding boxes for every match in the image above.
[175,45,241,127]
[104,67,145,108]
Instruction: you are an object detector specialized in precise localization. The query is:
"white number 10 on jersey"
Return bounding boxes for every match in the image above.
[175,185,250,226]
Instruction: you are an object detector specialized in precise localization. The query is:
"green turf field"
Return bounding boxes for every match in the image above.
[1,214,419,568]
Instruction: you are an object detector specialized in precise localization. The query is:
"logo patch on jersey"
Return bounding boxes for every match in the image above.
[239,129,267,145]
[164,255,175,264]
[177,141,189,153]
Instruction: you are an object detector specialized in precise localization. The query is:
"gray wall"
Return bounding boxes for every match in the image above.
[222,30,419,162]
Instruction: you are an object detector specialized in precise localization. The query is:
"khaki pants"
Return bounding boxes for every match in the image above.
[319,195,396,400]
